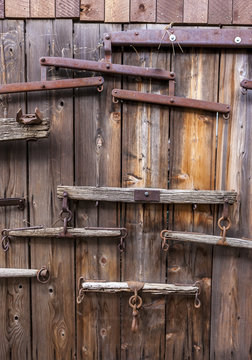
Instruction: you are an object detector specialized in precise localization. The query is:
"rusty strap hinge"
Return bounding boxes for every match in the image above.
[40,57,175,81]
[112,89,231,117]
[0,198,25,210]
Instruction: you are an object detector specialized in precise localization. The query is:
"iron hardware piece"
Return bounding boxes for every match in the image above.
[240,79,252,94]
[112,89,231,116]
[16,107,43,125]
[40,57,175,81]
[0,198,25,210]
[134,189,160,202]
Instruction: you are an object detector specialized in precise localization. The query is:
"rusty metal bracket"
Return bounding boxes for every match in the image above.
[40,57,175,81]
[134,189,160,202]
[0,77,104,95]
[0,197,25,210]
[240,79,252,94]
[16,107,43,125]
[112,89,231,116]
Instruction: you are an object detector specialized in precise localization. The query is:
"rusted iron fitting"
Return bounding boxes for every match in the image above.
[160,229,170,251]
[0,197,25,210]
[217,199,231,245]
[77,277,85,304]
[1,226,43,252]
[194,281,201,309]
[59,192,72,236]
[127,281,144,332]
[240,79,252,94]
[16,107,43,125]
[36,266,50,283]
[84,227,128,252]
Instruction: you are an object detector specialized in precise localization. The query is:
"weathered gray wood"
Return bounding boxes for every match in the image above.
[81,281,199,295]
[8,227,121,237]
[0,269,39,278]
[57,185,237,204]
[163,231,252,249]
[0,118,50,141]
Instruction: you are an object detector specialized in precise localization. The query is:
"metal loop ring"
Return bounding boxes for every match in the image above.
[129,295,143,309]
[77,288,86,304]
[241,87,247,95]
[118,240,125,253]
[112,96,119,104]
[223,113,230,120]
[97,84,103,92]
[37,267,50,283]
[194,294,201,309]
[218,216,231,231]
[60,209,72,223]
[162,241,169,252]
[1,235,9,252]
[160,230,170,252]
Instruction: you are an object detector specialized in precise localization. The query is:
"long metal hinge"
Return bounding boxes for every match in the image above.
[0,198,25,210]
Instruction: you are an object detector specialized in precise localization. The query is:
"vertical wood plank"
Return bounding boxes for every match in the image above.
[233,0,252,24]
[120,24,169,360]
[184,0,208,23]
[80,0,104,21]
[167,42,219,359]
[130,0,156,22]
[26,20,75,360]
[74,23,122,360]
[157,0,183,23]
[56,0,79,18]
[211,43,252,358]
[5,0,29,17]
[208,0,232,24]
[0,20,31,360]
[105,0,129,22]
[0,0,3,18]
[30,0,55,18]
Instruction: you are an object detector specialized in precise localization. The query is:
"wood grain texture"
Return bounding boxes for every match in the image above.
[120,23,169,360]
[0,269,39,277]
[208,0,232,24]
[26,20,75,359]
[211,37,252,358]
[8,227,121,237]
[130,0,156,23]
[167,43,219,358]
[56,0,79,18]
[30,0,55,18]
[5,0,29,18]
[157,0,183,23]
[233,0,252,24]
[0,119,50,141]
[0,0,3,18]
[183,0,208,23]
[105,0,129,22]
[80,0,104,21]
[74,23,122,360]
[0,20,31,360]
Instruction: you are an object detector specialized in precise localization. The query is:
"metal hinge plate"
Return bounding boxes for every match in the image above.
[134,190,160,202]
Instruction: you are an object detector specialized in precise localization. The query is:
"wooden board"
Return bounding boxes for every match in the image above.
[0,0,3,18]
[56,0,79,18]
[30,0,55,18]
[0,20,31,360]
[208,0,232,24]
[233,0,252,24]
[26,20,75,359]
[130,0,156,23]
[0,119,50,141]
[5,0,29,18]
[183,0,208,23]
[157,0,183,23]
[80,0,104,21]
[105,0,129,22]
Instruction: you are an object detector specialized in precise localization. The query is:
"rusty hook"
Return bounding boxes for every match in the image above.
[160,229,170,251]
[97,84,103,92]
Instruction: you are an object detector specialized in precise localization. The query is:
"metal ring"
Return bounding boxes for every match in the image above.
[162,241,169,252]
[60,209,72,223]
[223,113,230,120]
[112,96,119,104]
[194,296,201,309]
[97,84,103,92]
[118,241,125,253]
[37,267,50,283]
[77,288,85,304]
[218,216,231,231]
[1,235,9,252]
[129,295,143,309]
[241,87,247,95]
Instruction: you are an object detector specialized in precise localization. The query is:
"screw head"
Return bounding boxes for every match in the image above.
[170,98,175,103]
[135,32,139,36]
[40,57,45,62]
[105,34,110,40]
[234,36,241,44]
[144,191,149,197]
[169,34,176,42]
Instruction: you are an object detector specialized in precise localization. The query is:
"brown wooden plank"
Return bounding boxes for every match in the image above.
[30,0,55,18]
[208,0,232,24]
[5,0,29,17]
[74,23,122,360]
[166,41,219,358]
[0,0,4,18]
[157,0,183,23]
[105,0,129,22]
[120,23,169,360]
[56,0,79,18]
[0,20,31,360]
[26,20,75,359]
[211,41,252,358]
[233,0,252,24]
[80,0,104,21]
[130,0,156,22]
[184,0,208,23]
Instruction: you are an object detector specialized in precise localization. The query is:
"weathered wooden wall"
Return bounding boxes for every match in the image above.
[0,20,251,359]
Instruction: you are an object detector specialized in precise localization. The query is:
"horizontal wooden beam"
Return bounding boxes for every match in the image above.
[0,268,40,277]
[163,231,252,249]
[0,119,50,141]
[57,186,237,204]
[81,281,199,295]
[7,227,121,238]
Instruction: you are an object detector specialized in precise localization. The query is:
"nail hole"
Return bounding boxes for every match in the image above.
[60,100,64,107]
[49,288,53,293]
[19,284,23,289]
[14,315,18,321]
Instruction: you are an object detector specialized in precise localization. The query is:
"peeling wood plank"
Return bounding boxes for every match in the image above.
[80,0,104,21]
[0,119,50,141]
[183,0,208,23]
[57,186,237,204]
[56,0,79,18]
[30,0,55,18]
[105,0,129,22]
[208,0,232,24]
[157,0,183,23]
[5,0,29,18]
[233,0,252,24]
[130,0,156,22]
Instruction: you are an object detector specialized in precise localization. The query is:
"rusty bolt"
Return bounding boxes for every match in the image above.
[135,32,139,36]
[144,191,149,197]
[105,34,110,40]
[170,98,175,103]
[41,57,45,62]
[106,63,110,69]
[170,72,175,77]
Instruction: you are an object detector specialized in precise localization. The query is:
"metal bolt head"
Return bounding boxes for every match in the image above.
[144,191,149,197]
[169,34,176,42]
[234,36,241,44]
[104,34,110,40]
[106,63,110,69]
[135,32,139,36]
